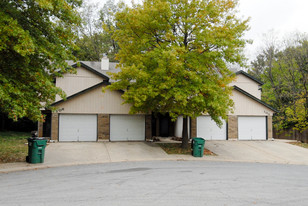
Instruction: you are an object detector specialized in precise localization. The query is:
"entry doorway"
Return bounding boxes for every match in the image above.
[151,113,175,137]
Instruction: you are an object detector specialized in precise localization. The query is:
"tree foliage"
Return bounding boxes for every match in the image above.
[249,34,308,132]
[74,0,120,61]
[100,0,120,60]
[106,0,249,147]
[0,0,81,121]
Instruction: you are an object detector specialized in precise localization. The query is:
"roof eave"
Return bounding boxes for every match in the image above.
[233,86,278,113]
[71,62,110,81]
[235,70,264,85]
[52,81,110,106]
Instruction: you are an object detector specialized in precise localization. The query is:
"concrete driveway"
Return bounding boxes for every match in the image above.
[44,142,170,166]
[0,142,171,173]
[202,140,308,165]
[1,140,308,173]
[45,140,308,166]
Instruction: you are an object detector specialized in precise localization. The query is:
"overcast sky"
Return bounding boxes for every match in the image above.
[88,0,308,63]
[238,0,308,61]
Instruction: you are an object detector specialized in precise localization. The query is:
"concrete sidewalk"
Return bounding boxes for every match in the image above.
[1,140,308,173]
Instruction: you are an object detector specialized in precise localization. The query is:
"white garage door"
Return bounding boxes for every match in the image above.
[238,116,266,140]
[197,116,226,140]
[110,115,145,141]
[59,114,97,141]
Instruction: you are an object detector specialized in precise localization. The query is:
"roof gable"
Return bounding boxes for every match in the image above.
[233,86,277,112]
[52,81,111,106]
[70,62,110,80]
[235,70,263,85]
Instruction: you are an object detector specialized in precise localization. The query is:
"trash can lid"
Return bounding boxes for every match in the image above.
[35,137,46,140]
[192,137,205,140]
[27,137,47,141]
[192,137,205,143]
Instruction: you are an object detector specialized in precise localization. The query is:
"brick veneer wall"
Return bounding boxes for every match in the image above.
[51,113,59,141]
[267,116,273,140]
[228,115,238,139]
[98,114,110,140]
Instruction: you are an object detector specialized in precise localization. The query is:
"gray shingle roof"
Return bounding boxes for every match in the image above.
[67,62,261,85]
[77,61,118,71]
[66,60,119,81]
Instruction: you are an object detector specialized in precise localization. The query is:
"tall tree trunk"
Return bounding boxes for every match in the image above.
[181,116,189,149]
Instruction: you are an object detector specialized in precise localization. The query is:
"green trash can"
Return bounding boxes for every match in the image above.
[191,137,205,157]
[27,138,47,164]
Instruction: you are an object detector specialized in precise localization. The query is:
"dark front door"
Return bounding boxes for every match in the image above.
[43,111,51,137]
[159,115,169,137]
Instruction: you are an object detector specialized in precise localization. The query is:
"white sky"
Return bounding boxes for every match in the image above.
[88,0,308,63]
[238,0,308,62]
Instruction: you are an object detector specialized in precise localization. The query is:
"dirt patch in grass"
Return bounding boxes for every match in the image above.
[157,143,216,156]
[0,131,29,163]
[203,148,216,156]
[289,142,308,149]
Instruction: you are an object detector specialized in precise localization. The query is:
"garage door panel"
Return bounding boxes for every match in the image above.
[238,116,266,140]
[197,116,226,140]
[59,114,97,142]
[110,115,145,141]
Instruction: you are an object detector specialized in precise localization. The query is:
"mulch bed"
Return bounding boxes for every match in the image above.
[157,142,216,156]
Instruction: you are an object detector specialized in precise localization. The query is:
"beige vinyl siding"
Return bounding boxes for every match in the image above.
[55,67,105,101]
[230,74,261,99]
[230,89,274,116]
[55,86,132,114]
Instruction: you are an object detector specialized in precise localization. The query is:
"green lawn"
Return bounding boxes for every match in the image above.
[157,143,216,156]
[0,131,29,163]
[289,142,308,149]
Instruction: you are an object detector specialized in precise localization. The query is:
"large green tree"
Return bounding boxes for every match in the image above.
[74,2,104,61]
[107,0,249,148]
[0,0,81,120]
[99,0,120,61]
[0,0,81,121]
[74,0,120,61]
[250,34,308,132]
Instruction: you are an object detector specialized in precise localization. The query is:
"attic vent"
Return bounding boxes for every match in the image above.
[101,54,109,70]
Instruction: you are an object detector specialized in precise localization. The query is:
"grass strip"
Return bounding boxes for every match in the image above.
[289,142,308,149]
[0,131,29,163]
